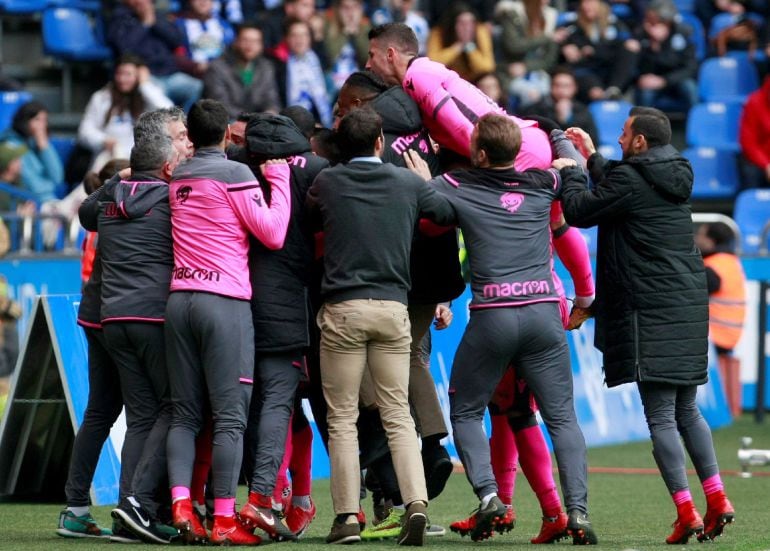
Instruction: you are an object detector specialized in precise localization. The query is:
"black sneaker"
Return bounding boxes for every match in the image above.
[111,496,175,545]
[470,496,507,542]
[398,501,427,546]
[567,510,598,545]
[326,515,361,544]
[422,446,453,500]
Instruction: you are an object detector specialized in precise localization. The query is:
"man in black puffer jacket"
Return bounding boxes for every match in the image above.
[228,112,329,541]
[559,106,735,545]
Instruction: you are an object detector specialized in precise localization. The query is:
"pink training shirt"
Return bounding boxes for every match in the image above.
[402,57,552,170]
[169,148,291,300]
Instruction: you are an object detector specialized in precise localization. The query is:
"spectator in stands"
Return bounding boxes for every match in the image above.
[273,19,333,127]
[426,0,495,26]
[77,54,173,174]
[211,0,244,24]
[204,24,282,119]
[0,142,29,213]
[260,0,325,56]
[738,75,770,188]
[558,0,636,102]
[625,0,698,112]
[324,0,371,92]
[2,101,63,204]
[473,72,510,109]
[370,0,430,55]
[494,0,560,109]
[521,66,599,144]
[107,0,203,111]
[694,221,746,417]
[176,0,235,70]
[426,2,495,82]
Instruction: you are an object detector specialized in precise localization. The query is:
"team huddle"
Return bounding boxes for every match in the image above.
[55,22,734,547]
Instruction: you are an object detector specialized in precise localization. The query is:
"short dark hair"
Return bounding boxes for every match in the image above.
[629,106,671,147]
[11,100,47,138]
[115,53,145,68]
[368,23,419,57]
[704,221,736,248]
[280,105,316,138]
[234,22,263,37]
[336,106,382,159]
[187,99,229,148]
[475,113,521,166]
[284,16,310,37]
[342,70,389,96]
[130,133,176,173]
[550,65,576,80]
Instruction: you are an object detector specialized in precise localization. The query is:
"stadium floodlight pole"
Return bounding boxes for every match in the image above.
[756,281,768,424]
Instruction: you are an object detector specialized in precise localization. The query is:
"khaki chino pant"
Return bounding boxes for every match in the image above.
[318,299,428,514]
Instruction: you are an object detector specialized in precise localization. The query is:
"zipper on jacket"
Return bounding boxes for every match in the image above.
[632,310,641,381]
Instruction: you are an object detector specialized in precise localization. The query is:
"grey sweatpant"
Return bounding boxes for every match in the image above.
[449,302,589,513]
[165,292,253,499]
[243,350,303,496]
[637,382,720,493]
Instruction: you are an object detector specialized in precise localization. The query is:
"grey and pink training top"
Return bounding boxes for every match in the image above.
[169,147,291,301]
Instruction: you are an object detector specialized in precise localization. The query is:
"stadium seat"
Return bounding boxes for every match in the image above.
[49,135,75,168]
[733,188,770,254]
[673,0,695,13]
[0,90,32,133]
[683,147,739,199]
[0,0,48,14]
[685,101,743,151]
[41,7,111,111]
[678,12,707,60]
[697,55,760,102]
[597,143,622,160]
[589,100,633,146]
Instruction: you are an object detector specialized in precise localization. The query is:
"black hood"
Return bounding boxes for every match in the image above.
[370,87,423,135]
[241,113,311,162]
[627,144,693,203]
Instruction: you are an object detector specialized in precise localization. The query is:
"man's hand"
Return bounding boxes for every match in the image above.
[565,127,596,158]
[434,303,453,330]
[552,158,577,170]
[404,150,432,181]
[260,158,288,173]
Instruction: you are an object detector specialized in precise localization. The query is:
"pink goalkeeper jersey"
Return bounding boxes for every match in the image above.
[169,148,291,300]
[403,57,552,170]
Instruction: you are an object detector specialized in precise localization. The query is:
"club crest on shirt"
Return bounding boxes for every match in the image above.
[500,192,524,214]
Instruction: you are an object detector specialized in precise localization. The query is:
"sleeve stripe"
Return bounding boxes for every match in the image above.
[227,184,261,193]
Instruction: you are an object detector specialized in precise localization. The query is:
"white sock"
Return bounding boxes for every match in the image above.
[480,492,497,509]
[67,506,89,517]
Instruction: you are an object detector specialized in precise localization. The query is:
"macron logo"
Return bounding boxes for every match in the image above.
[500,192,524,214]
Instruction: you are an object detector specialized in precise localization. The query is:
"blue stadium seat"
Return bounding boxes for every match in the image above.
[673,0,695,13]
[49,135,75,167]
[697,54,759,102]
[733,189,770,254]
[589,100,633,146]
[598,143,622,160]
[42,7,111,111]
[0,0,48,14]
[42,7,111,61]
[685,101,743,151]
[0,90,32,133]
[683,147,739,199]
[678,12,707,60]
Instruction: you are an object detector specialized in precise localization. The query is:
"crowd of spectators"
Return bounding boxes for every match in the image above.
[1,0,770,249]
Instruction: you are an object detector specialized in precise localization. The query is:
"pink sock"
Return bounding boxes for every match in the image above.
[214,497,235,517]
[171,486,191,502]
[702,474,724,496]
[515,425,562,517]
[671,490,692,505]
[553,223,595,299]
[289,423,314,496]
[490,414,517,504]
[273,422,293,506]
[672,489,692,506]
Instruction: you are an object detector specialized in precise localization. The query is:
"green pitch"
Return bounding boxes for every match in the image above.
[1,415,768,550]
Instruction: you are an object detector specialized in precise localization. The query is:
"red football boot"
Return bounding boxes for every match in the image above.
[666,501,703,544]
[698,491,735,542]
[211,515,262,546]
[285,498,316,538]
[531,512,568,544]
[171,498,208,544]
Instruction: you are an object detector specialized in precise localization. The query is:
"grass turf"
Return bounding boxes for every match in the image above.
[2,415,769,550]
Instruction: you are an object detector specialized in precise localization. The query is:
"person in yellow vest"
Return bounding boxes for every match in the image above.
[695,222,747,417]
